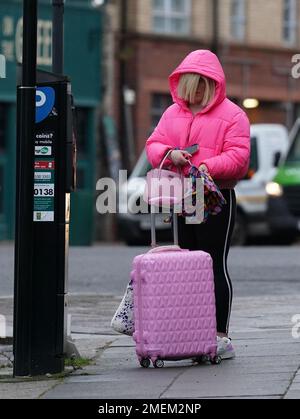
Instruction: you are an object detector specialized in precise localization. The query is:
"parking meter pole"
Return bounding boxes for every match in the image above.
[13,0,38,377]
[52,0,64,75]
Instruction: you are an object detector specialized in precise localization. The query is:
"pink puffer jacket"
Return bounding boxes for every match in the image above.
[146,50,251,189]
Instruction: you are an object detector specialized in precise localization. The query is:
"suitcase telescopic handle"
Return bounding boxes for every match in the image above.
[150,207,178,248]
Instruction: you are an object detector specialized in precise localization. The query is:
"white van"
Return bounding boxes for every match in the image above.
[234,124,290,244]
[117,124,290,245]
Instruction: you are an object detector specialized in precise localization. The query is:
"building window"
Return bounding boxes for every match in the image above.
[152,0,191,36]
[150,93,173,132]
[283,0,297,44]
[231,0,246,41]
[286,126,300,163]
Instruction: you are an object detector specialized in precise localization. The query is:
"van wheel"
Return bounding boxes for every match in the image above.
[232,213,247,246]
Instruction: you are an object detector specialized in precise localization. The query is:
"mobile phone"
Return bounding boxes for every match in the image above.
[184,144,199,155]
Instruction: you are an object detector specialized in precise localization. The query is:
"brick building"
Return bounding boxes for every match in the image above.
[103,0,300,165]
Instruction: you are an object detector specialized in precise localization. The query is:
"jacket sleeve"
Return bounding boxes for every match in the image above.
[146,110,174,169]
[200,111,251,180]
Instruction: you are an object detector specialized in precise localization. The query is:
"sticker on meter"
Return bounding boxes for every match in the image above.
[33,211,54,222]
[34,184,55,197]
[35,146,52,156]
[34,172,52,181]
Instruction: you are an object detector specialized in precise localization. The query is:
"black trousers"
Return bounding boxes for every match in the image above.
[172,189,236,334]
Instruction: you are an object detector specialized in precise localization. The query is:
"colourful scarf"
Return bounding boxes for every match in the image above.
[179,165,227,222]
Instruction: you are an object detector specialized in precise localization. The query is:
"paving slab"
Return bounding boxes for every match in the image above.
[1,291,300,399]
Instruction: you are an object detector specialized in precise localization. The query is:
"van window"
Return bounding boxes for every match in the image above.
[242,136,258,180]
[130,149,152,178]
[249,136,259,172]
[286,128,300,163]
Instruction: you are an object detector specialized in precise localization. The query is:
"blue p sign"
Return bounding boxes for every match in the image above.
[36,87,55,123]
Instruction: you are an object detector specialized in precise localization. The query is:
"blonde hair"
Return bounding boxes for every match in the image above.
[177,73,215,107]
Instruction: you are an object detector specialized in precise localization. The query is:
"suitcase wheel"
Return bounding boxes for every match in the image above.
[193,355,209,364]
[140,358,151,368]
[153,359,164,369]
[211,356,222,365]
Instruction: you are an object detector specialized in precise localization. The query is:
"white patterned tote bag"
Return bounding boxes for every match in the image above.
[110,280,134,336]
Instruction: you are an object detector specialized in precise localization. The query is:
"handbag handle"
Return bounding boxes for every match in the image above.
[159,149,174,170]
[158,149,187,179]
[159,149,194,171]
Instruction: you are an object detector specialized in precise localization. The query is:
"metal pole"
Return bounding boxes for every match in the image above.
[173,212,178,246]
[13,0,38,377]
[119,0,129,170]
[52,0,64,74]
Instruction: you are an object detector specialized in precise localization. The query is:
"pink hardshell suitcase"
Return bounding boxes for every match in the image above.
[132,210,220,368]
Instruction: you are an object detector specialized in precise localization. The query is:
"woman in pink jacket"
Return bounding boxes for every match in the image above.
[146,50,250,360]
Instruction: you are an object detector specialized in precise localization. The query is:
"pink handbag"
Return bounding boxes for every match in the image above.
[143,149,189,209]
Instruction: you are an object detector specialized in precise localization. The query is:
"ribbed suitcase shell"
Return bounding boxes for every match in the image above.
[132,247,217,366]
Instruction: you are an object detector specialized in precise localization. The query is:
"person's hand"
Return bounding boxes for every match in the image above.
[170,150,192,167]
[198,163,208,172]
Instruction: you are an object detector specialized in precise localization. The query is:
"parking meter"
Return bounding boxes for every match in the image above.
[14,68,77,375]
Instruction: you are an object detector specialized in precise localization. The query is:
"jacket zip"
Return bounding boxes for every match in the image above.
[185,114,195,147]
